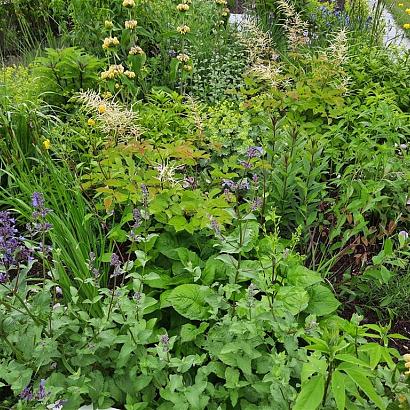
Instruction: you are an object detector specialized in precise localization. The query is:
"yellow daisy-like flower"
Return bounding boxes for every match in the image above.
[177,25,191,34]
[177,3,190,11]
[125,20,138,29]
[87,118,96,126]
[398,2,404,5]
[43,139,51,150]
[123,0,135,7]
[98,105,107,114]
[403,23,410,29]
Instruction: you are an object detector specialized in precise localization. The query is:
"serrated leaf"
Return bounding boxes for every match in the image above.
[169,284,212,320]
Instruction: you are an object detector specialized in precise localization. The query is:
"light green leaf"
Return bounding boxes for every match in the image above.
[287,265,322,288]
[169,284,212,320]
[275,286,309,315]
[307,285,340,316]
[331,370,346,410]
[342,365,386,409]
[294,374,325,410]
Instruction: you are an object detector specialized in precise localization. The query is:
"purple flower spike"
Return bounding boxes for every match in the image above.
[37,379,47,400]
[247,146,264,159]
[20,386,33,401]
[110,253,121,267]
[32,192,45,209]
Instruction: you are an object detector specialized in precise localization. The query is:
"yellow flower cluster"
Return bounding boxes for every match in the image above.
[215,0,227,4]
[404,354,410,375]
[102,36,120,49]
[123,0,135,8]
[129,46,144,55]
[177,25,191,34]
[177,3,190,11]
[222,7,230,16]
[406,7,410,13]
[177,53,190,62]
[183,64,193,71]
[98,105,107,114]
[404,23,410,29]
[100,64,125,79]
[104,20,114,29]
[124,70,136,79]
[43,139,51,150]
[125,20,138,29]
[87,118,96,126]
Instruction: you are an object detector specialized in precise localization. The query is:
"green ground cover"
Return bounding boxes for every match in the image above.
[0,0,410,409]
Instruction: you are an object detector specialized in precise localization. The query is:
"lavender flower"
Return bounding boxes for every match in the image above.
[182,176,196,189]
[160,334,170,352]
[133,291,142,304]
[222,179,237,191]
[87,252,100,278]
[0,272,7,283]
[20,386,33,401]
[238,179,250,191]
[110,253,122,277]
[141,184,149,208]
[239,160,252,169]
[31,192,52,220]
[37,379,47,400]
[251,197,263,211]
[32,192,45,209]
[0,211,30,270]
[210,218,221,237]
[246,146,263,159]
[252,174,259,184]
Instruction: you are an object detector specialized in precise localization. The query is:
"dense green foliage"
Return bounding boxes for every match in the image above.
[0,0,410,409]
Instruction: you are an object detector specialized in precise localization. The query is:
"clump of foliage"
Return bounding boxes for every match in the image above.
[1,0,410,408]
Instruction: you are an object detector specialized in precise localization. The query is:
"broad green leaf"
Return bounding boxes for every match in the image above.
[335,354,370,368]
[294,374,325,410]
[180,323,209,342]
[275,286,309,315]
[307,285,340,316]
[341,365,386,409]
[287,265,322,288]
[169,284,212,320]
[331,370,346,410]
